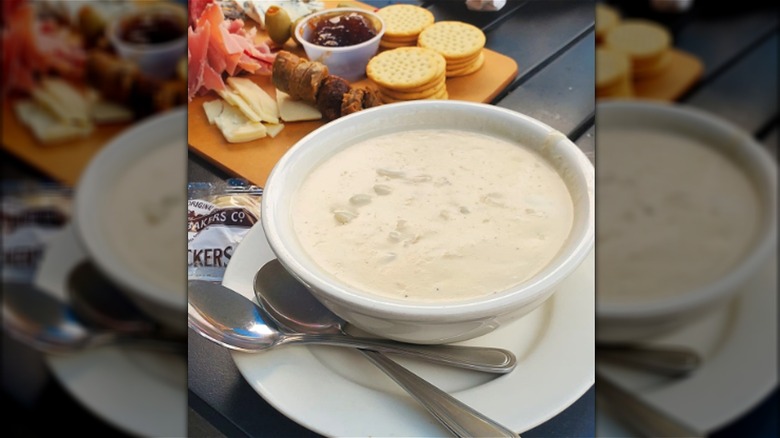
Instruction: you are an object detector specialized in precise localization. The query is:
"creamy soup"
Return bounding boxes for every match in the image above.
[292,129,574,301]
[597,127,761,303]
[104,141,186,298]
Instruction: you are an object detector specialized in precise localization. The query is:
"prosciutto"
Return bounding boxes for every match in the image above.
[1,2,86,96]
[187,1,275,101]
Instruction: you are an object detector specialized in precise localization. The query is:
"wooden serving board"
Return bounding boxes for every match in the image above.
[1,99,131,186]
[632,49,703,101]
[188,3,519,187]
[597,48,704,103]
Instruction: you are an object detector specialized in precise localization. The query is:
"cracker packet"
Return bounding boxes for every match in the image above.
[188,178,262,282]
[1,181,72,283]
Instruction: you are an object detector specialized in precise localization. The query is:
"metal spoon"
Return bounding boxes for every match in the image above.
[2,281,184,355]
[65,261,186,348]
[188,278,515,373]
[254,259,516,372]
[596,370,702,437]
[252,259,519,438]
[597,343,701,377]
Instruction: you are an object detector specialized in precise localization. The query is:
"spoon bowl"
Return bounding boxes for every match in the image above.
[67,261,159,334]
[3,281,183,355]
[3,282,99,353]
[252,261,520,437]
[189,278,516,373]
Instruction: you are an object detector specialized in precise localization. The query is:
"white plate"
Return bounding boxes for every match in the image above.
[34,225,187,438]
[596,252,777,436]
[224,222,595,437]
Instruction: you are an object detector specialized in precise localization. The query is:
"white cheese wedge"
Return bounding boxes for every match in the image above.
[227,77,279,124]
[90,101,134,124]
[276,90,322,122]
[14,100,92,144]
[202,99,225,125]
[215,102,267,143]
[265,123,285,138]
[31,87,90,127]
[216,88,262,123]
[222,122,268,143]
[41,77,90,123]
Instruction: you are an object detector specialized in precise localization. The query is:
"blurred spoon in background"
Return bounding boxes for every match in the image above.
[2,280,184,355]
[66,261,185,343]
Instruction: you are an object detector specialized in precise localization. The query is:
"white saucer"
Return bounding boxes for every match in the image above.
[596,253,778,436]
[224,222,595,437]
[34,225,187,438]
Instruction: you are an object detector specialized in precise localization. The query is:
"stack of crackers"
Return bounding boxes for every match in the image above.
[418,21,486,78]
[366,47,448,104]
[596,3,673,99]
[377,4,435,49]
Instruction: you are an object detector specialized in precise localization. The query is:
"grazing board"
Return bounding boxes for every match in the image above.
[1,99,131,186]
[187,2,519,187]
[632,48,703,101]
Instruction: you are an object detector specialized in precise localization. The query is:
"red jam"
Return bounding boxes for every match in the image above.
[306,12,377,47]
[120,10,184,45]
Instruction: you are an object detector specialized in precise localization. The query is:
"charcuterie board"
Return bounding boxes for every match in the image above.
[187,2,518,187]
[632,48,703,101]
[1,99,132,186]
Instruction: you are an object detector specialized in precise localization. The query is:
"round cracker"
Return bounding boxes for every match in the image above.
[604,20,671,61]
[380,39,416,49]
[418,21,486,61]
[377,4,435,38]
[445,52,485,77]
[366,47,446,90]
[378,87,448,104]
[445,50,482,69]
[379,80,447,100]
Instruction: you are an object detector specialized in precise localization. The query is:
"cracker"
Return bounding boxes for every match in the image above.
[445,52,484,77]
[379,80,447,100]
[418,21,486,61]
[596,3,620,43]
[377,4,435,38]
[379,87,448,104]
[445,50,482,69]
[380,39,416,50]
[366,47,446,90]
[604,20,670,61]
[596,47,631,89]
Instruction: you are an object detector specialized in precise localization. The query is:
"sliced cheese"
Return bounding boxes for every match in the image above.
[265,123,285,138]
[41,77,90,123]
[227,77,279,124]
[14,100,92,144]
[222,122,268,143]
[202,99,225,125]
[215,102,267,143]
[216,88,263,123]
[31,87,90,127]
[276,90,322,122]
[90,101,134,124]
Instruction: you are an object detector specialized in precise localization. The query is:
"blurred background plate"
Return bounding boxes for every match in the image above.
[34,225,187,437]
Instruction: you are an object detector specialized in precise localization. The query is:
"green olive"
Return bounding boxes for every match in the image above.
[266,6,292,45]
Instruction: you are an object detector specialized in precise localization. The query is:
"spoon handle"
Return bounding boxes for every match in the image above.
[597,371,702,437]
[361,350,519,438]
[284,333,516,373]
[597,344,701,377]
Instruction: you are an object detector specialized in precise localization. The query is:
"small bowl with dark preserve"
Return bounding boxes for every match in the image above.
[108,2,187,79]
[296,8,385,81]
